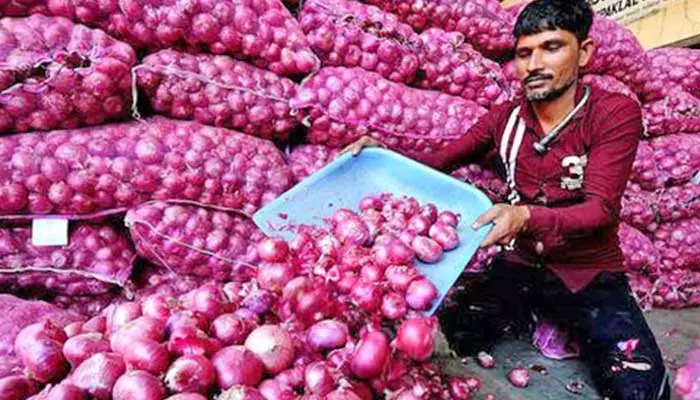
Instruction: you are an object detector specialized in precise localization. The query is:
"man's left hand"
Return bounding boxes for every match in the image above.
[472,204,531,247]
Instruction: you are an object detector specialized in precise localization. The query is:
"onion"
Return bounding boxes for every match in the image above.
[110,316,166,354]
[293,286,330,323]
[107,302,142,333]
[82,316,106,333]
[359,196,383,211]
[64,322,84,338]
[258,379,295,400]
[350,281,383,312]
[217,385,265,400]
[419,204,438,223]
[381,292,408,320]
[394,317,437,361]
[165,355,215,394]
[257,238,290,263]
[63,333,110,369]
[437,211,460,227]
[304,361,335,395]
[71,353,126,400]
[168,330,221,358]
[167,311,209,336]
[405,279,438,311]
[166,395,207,400]
[326,388,363,400]
[373,237,415,267]
[244,325,295,374]
[142,294,176,321]
[212,346,264,389]
[448,377,473,399]
[257,262,296,293]
[407,215,431,235]
[121,338,170,374]
[210,314,252,345]
[351,330,390,379]
[0,376,38,399]
[428,223,460,251]
[39,383,87,399]
[359,264,383,283]
[307,320,349,352]
[476,351,495,368]
[411,236,443,263]
[275,367,305,389]
[385,265,419,292]
[334,216,371,246]
[189,284,227,321]
[112,370,166,400]
[507,367,530,388]
[14,321,68,383]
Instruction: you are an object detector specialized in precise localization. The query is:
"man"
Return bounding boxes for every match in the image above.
[345,0,669,398]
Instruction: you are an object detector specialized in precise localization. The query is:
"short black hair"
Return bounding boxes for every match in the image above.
[513,0,594,43]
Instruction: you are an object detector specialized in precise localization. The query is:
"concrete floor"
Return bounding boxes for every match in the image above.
[436,308,700,399]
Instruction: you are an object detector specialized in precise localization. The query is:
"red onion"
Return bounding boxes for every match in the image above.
[420,204,438,223]
[244,325,295,374]
[38,383,87,399]
[337,271,359,294]
[106,302,142,334]
[407,215,432,235]
[448,377,472,399]
[350,281,383,312]
[232,308,261,327]
[112,370,166,400]
[307,320,350,352]
[437,211,460,227]
[334,216,371,246]
[282,276,311,301]
[257,262,297,293]
[168,330,221,358]
[0,376,38,399]
[385,265,419,292]
[15,321,69,383]
[477,351,495,368]
[217,386,265,400]
[293,286,331,323]
[257,238,290,263]
[82,316,106,334]
[360,196,383,211]
[428,223,460,251]
[212,346,264,389]
[373,238,415,267]
[63,333,111,369]
[166,395,207,400]
[304,361,335,395]
[166,311,209,336]
[359,264,384,283]
[121,338,170,374]
[165,355,215,394]
[241,286,275,315]
[508,367,530,388]
[189,284,227,321]
[381,292,408,320]
[142,294,176,321]
[210,314,252,346]
[351,330,390,379]
[411,236,444,263]
[275,367,305,389]
[394,317,437,361]
[71,353,126,400]
[326,388,363,400]
[405,279,438,311]
[258,379,296,400]
[110,316,166,354]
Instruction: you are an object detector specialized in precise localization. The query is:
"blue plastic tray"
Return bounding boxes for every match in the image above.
[253,148,493,315]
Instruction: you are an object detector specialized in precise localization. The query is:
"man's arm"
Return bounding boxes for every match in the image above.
[401,105,501,171]
[525,97,642,246]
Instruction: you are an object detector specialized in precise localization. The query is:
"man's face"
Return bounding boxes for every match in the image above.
[514,29,592,102]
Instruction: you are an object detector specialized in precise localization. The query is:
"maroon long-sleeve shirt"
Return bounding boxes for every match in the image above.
[407,83,643,292]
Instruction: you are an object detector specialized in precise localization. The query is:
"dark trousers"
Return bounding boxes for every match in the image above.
[438,258,670,400]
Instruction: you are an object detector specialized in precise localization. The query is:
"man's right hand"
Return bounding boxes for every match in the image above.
[340,136,385,157]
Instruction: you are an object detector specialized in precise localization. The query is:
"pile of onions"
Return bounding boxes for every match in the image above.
[12,193,484,399]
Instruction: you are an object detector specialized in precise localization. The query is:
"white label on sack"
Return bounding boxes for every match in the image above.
[32,219,69,247]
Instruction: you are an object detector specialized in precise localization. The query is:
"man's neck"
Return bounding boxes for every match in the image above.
[531,83,578,133]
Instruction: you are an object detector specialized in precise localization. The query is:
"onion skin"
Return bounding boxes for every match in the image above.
[211,346,264,389]
[304,361,335,395]
[14,321,69,384]
[165,355,215,394]
[244,325,295,375]
[351,330,390,379]
[381,292,408,320]
[210,314,252,346]
[217,385,266,400]
[112,370,166,400]
[166,395,208,400]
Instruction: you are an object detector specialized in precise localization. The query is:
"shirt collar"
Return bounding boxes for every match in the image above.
[517,82,591,131]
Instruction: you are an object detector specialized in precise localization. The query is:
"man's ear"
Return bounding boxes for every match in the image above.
[578,38,595,68]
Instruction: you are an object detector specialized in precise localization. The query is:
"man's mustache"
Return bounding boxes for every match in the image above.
[524,73,553,84]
